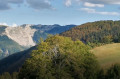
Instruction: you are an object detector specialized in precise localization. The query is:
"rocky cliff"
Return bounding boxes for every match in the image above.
[5,25,36,47]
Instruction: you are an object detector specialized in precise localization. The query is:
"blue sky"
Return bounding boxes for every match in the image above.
[0,0,120,26]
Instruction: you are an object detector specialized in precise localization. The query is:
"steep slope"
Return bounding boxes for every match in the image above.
[31,24,76,43]
[0,25,7,34]
[0,35,26,60]
[0,25,26,59]
[0,46,36,74]
[45,24,76,34]
[60,20,120,43]
[5,25,36,47]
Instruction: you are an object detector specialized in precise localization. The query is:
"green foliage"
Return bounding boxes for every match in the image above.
[33,31,48,43]
[97,69,105,79]
[0,72,18,79]
[12,72,18,79]
[0,72,12,79]
[19,35,99,79]
[101,35,113,44]
[87,42,104,48]
[96,64,120,79]
[106,64,120,79]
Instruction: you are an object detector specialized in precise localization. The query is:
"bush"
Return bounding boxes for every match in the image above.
[106,64,120,79]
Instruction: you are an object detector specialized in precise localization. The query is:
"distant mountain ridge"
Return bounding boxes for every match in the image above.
[0,24,76,59]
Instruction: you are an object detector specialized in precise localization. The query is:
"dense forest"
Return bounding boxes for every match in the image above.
[61,20,120,45]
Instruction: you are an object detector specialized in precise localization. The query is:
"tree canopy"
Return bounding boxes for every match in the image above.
[18,35,99,79]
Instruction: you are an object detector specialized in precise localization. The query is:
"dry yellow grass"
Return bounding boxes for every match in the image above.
[91,43,120,69]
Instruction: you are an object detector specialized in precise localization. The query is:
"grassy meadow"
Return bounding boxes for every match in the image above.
[91,43,120,69]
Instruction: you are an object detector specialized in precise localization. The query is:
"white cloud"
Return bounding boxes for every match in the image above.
[81,8,95,13]
[0,23,8,26]
[0,22,18,27]
[81,8,120,16]
[11,23,18,27]
[76,0,120,4]
[65,0,72,7]
[84,2,104,7]
[97,12,120,16]
[0,0,119,11]
[64,0,120,7]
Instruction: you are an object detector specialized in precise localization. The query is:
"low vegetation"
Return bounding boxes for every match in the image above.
[91,43,120,68]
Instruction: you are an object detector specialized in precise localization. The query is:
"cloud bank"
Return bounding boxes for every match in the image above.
[26,0,53,10]
[0,0,120,10]
[84,2,104,7]
[65,0,72,7]
[0,0,119,16]
[81,8,120,16]
[0,0,53,11]
[65,0,120,5]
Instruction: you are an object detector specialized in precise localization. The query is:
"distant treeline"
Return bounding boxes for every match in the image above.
[61,20,120,44]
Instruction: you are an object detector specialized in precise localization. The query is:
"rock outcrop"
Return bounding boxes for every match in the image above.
[5,25,36,47]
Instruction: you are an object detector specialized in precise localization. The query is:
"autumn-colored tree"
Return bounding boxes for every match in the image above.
[102,35,113,44]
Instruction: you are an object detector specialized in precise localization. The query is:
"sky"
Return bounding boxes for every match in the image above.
[0,0,120,26]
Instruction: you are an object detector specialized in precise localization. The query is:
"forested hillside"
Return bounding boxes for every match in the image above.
[61,20,120,44]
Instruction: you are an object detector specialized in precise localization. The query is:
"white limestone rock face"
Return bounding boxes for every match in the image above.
[5,25,36,47]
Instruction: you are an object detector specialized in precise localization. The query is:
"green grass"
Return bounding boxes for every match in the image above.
[91,43,120,69]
